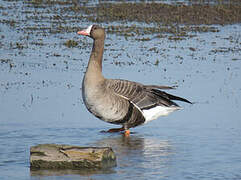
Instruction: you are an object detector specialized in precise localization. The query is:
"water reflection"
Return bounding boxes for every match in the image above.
[92,134,172,178]
[30,168,115,177]
[30,134,172,178]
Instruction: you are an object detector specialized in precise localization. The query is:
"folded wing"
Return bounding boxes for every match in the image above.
[106,79,191,111]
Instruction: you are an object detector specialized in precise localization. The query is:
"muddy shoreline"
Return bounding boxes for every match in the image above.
[84,2,241,25]
[0,1,240,65]
[0,1,239,41]
[24,0,241,25]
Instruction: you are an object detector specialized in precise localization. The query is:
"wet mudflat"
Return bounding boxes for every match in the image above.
[0,0,241,180]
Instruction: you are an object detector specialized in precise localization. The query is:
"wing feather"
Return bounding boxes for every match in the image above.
[106,79,191,111]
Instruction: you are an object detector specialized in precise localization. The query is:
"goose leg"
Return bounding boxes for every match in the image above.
[124,129,130,136]
[107,126,125,133]
[104,126,131,136]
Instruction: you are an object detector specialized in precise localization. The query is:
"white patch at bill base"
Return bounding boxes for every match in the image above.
[86,25,93,34]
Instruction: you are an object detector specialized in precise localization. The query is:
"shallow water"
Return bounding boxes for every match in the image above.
[1,1,241,180]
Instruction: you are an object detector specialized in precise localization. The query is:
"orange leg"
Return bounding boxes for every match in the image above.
[101,127,131,136]
[124,129,130,136]
[107,127,124,133]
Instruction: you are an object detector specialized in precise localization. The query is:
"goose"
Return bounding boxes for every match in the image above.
[78,25,192,136]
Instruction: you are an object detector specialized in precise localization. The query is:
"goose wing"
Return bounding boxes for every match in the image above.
[106,79,191,111]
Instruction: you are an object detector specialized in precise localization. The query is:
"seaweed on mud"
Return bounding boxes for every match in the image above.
[64,40,78,48]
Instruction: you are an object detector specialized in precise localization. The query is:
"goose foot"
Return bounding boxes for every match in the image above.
[124,129,130,137]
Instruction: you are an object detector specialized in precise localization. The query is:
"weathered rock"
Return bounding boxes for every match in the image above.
[30,144,116,170]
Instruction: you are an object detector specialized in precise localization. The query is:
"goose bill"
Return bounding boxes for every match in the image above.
[77,25,93,36]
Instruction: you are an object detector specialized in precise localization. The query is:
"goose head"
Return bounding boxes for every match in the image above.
[77,25,105,40]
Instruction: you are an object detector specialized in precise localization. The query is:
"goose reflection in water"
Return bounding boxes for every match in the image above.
[92,135,173,178]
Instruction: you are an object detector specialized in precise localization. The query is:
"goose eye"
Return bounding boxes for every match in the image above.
[92,26,96,30]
